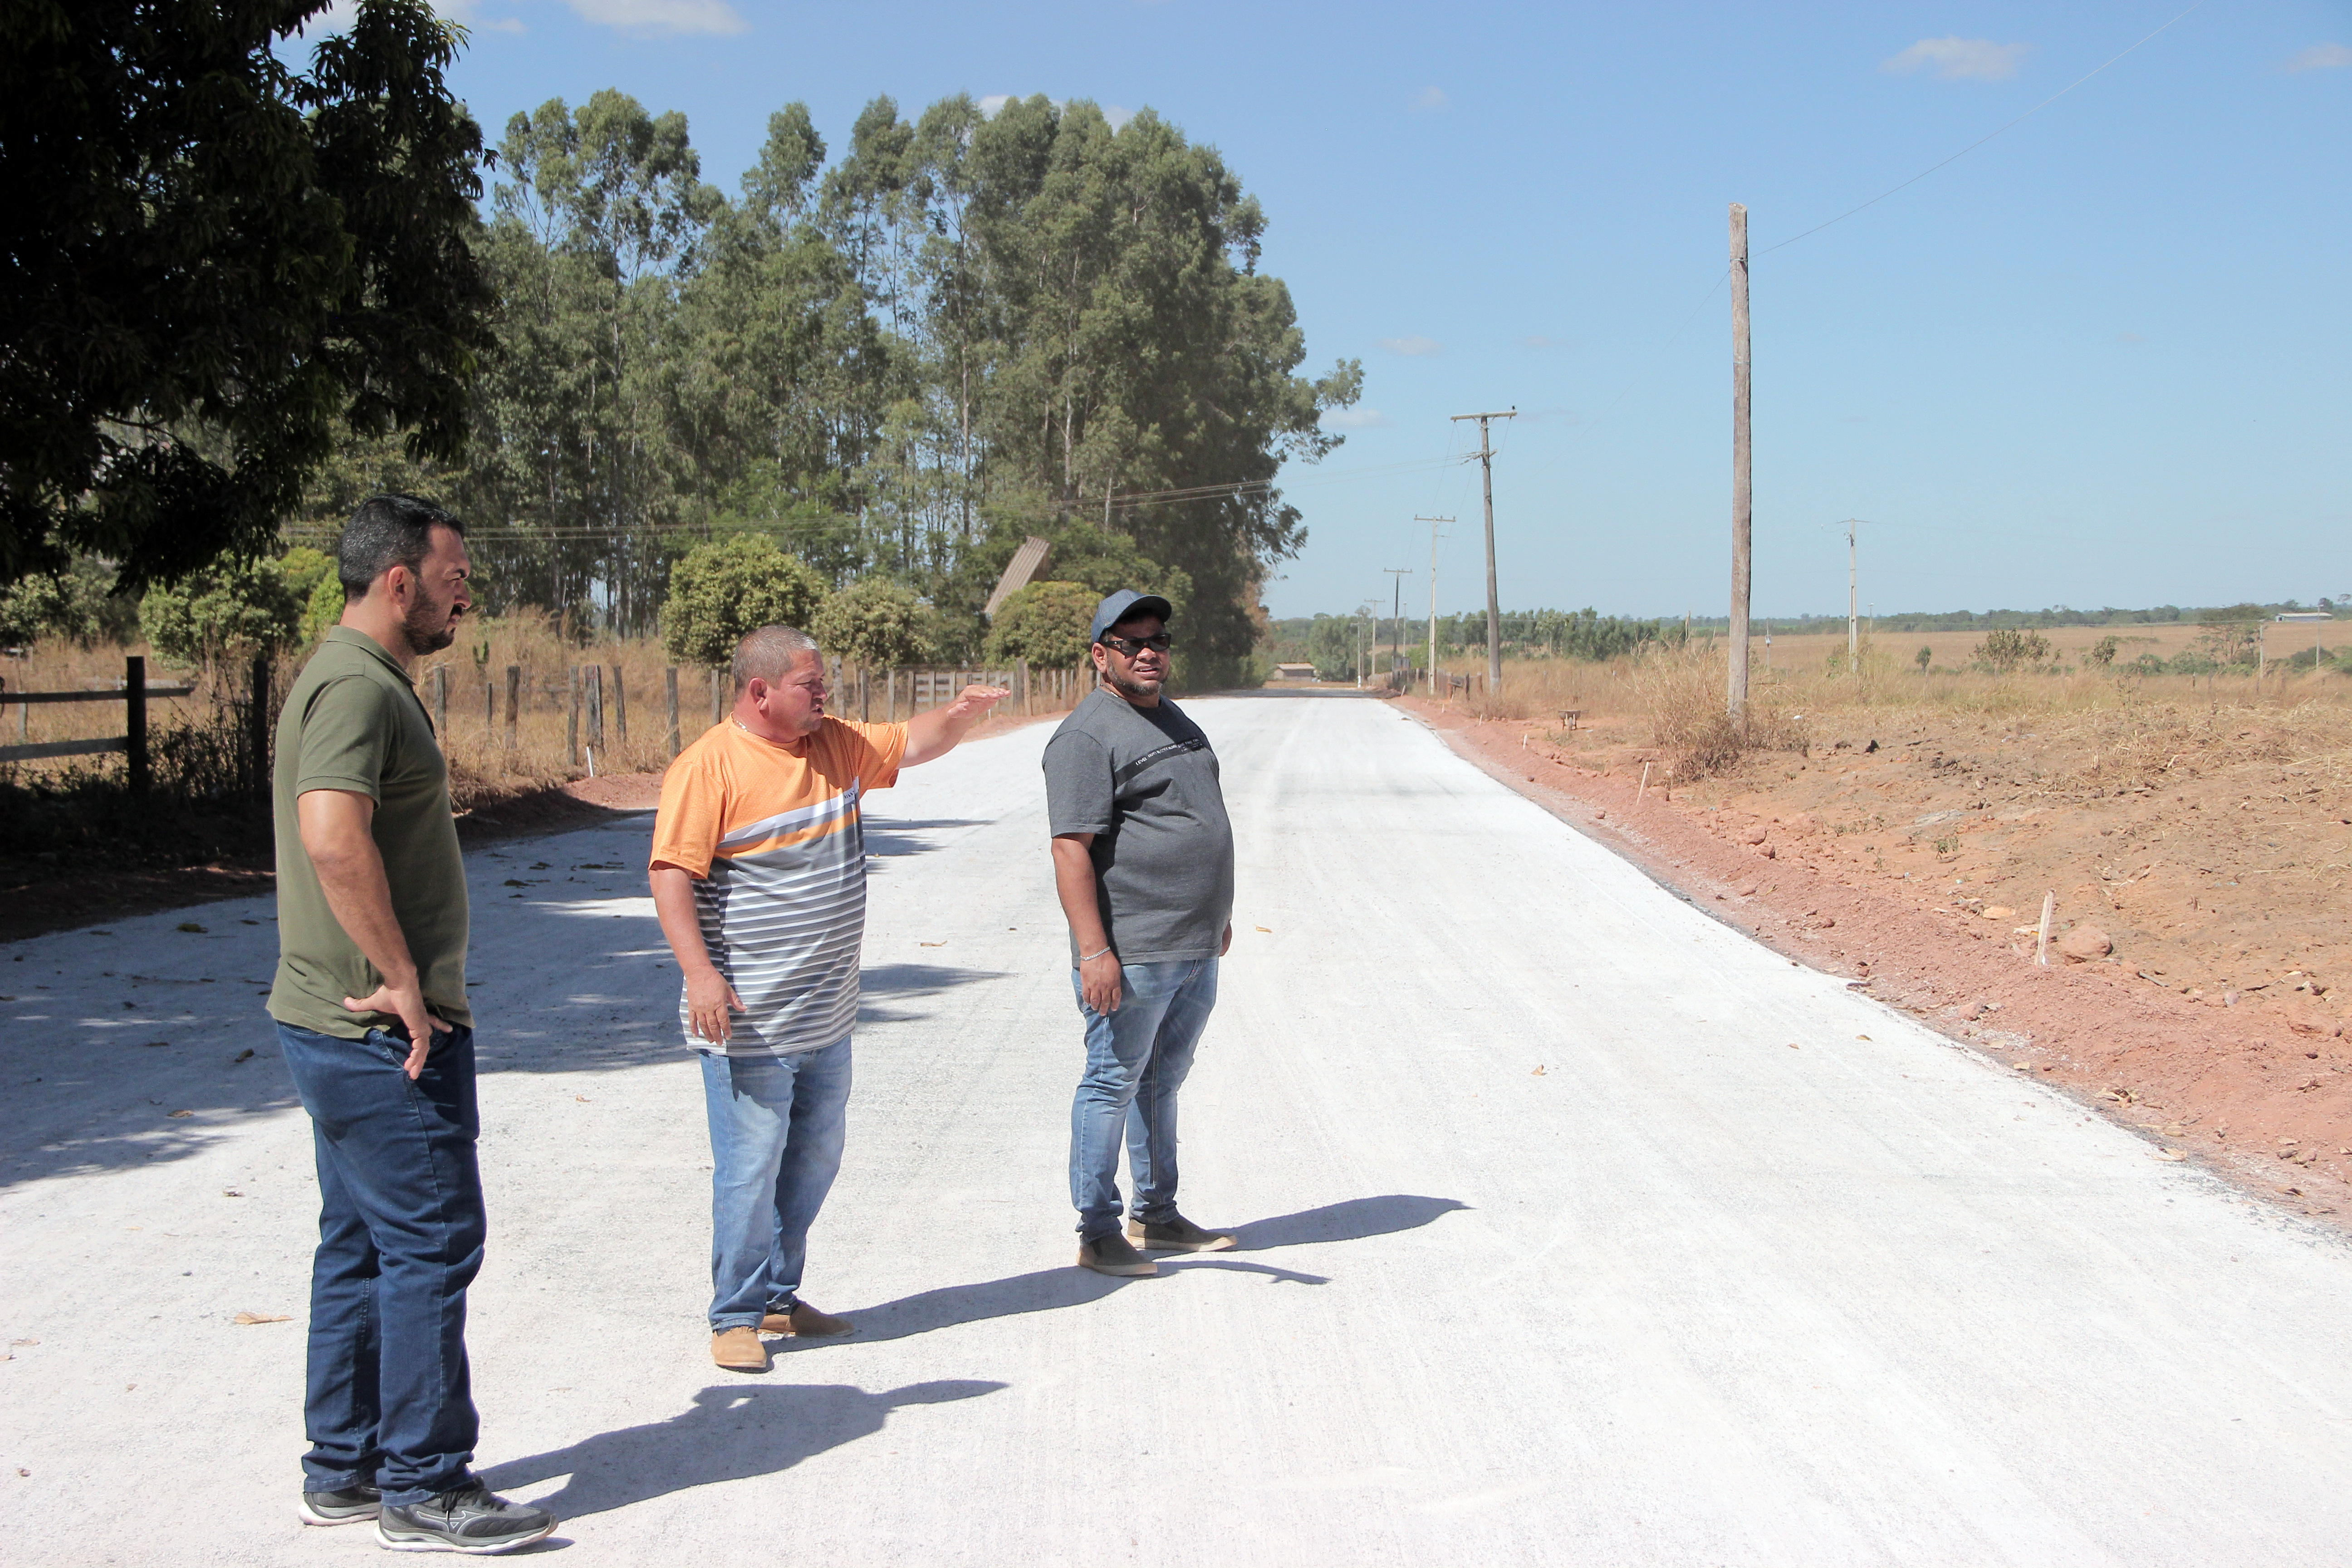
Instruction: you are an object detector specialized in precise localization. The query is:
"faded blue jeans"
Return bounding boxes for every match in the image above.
[1069,958,1219,1239]
[700,1039,852,1330]
[275,1020,484,1507]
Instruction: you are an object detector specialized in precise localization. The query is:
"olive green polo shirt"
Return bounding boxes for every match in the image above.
[267,627,470,1038]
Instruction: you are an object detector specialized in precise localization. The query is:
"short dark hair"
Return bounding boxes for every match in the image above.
[337,495,465,595]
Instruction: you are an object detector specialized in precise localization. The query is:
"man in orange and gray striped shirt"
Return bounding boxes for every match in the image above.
[650,625,1005,1373]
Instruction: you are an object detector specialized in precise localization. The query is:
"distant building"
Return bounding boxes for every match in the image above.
[1272,662,1318,682]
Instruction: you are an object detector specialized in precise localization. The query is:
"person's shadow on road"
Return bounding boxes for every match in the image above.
[478,1379,1004,1522]
[781,1194,1469,1354]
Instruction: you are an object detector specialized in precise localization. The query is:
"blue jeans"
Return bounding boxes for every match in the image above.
[275,1021,484,1507]
[1068,958,1219,1239]
[700,1040,853,1330]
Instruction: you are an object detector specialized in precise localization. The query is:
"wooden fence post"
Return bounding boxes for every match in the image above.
[125,655,148,796]
[664,666,680,760]
[585,664,604,750]
[567,666,581,768]
[610,662,627,741]
[250,651,272,799]
[1016,658,1029,715]
[503,665,519,750]
[709,667,724,727]
[429,664,447,737]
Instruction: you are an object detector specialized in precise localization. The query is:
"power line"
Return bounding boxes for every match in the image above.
[1759,0,2209,256]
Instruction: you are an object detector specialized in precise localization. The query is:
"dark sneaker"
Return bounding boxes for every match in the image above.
[1128,1213,1236,1253]
[296,1482,381,1525]
[1076,1232,1159,1277]
[376,1482,555,1554]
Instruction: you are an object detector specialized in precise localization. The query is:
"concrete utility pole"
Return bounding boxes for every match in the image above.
[1417,514,1453,691]
[1842,519,1863,674]
[1728,202,1753,733]
[1450,409,1516,693]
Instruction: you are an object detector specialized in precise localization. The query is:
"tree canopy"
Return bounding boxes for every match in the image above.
[0,1,493,591]
[312,90,1354,685]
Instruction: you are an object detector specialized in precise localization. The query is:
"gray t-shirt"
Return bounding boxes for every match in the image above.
[1043,690,1235,965]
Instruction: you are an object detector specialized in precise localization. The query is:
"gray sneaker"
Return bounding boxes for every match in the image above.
[376,1481,555,1554]
[296,1482,381,1525]
[1076,1231,1159,1277]
[1128,1213,1236,1252]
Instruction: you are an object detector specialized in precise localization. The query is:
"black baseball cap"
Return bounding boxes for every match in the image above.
[1088,589,1173,645]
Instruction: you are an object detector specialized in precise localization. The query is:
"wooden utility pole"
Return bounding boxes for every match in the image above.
[1728,203,1753,732]
[1417,514,1453,692]
[1450,409,1516,692]
[1383,568,1411,689]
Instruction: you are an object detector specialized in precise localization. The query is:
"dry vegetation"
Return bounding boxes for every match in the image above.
[4,614,1083,819]
[1437,627,2352,1009]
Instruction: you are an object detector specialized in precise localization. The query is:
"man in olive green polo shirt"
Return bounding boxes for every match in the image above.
[268,495,554,1554]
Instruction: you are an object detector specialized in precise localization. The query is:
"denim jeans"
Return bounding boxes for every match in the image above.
[1068,958,1218,1239]
[700,1039,853,1331]
[275,1021,484,1507]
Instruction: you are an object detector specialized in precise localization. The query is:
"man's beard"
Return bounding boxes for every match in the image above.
[1105,665,1162,699]
[401,592,460,657]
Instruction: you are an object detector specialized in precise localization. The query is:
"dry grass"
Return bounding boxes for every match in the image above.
[8,615,1083,815]
[1437,632,2352,782]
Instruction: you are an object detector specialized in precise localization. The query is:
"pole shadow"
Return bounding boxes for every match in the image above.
[477,1379,1005,1521]
[779,1194,1467,1354]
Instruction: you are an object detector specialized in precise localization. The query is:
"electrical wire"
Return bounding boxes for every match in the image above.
[1759,0,2208,255]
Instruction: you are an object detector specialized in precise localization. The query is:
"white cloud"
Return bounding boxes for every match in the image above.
[2116,331,2146,343]
[978,94,1012,117]
[562,0,747,34]
[1104,104,1135,130]
[1376,335,1442,357]
[1882,37,2032,82]
[1326,408,1394,430]
[2285,42,2352,72]
[1411,86,1449,111]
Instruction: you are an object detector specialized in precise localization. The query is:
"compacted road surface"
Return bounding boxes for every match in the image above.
[4,694,2349,1565]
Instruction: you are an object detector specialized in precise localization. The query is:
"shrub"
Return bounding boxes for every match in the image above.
[1975,627,2051,673]
[661,535,829,668]
[0,556,141,649]
[985,581,1098,670]
[2084,634,2121,668]
[1633,645,1808,776]
[139,556,303,669]
[813,580,935,668]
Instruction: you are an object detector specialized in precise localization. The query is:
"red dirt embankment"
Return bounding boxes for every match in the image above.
[1403,696,2352,1226]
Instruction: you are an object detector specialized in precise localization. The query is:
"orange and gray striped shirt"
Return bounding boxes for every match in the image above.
[650,716,906,1055]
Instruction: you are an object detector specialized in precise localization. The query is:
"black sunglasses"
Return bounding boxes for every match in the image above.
[1099,632,1173,655]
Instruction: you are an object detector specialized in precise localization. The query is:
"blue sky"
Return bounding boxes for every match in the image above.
[342,1,2347,620]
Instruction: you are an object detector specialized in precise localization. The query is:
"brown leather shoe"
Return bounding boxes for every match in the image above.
[711,1325,768,1372]
[760,1301,853,1338]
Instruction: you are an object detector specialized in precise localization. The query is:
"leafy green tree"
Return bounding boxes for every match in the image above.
[1915,644,1933,674]
[813,580,933,668]
[0,556,142,648]
[139,558,304,669]
[660,534,828,667]
[1,1,493,590]
[985,582,1098,670]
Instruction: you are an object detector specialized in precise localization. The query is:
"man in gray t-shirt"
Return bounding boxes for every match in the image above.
[1044,590,1238,1276]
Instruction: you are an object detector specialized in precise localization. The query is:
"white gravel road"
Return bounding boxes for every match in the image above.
[4,693,2350,1566]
